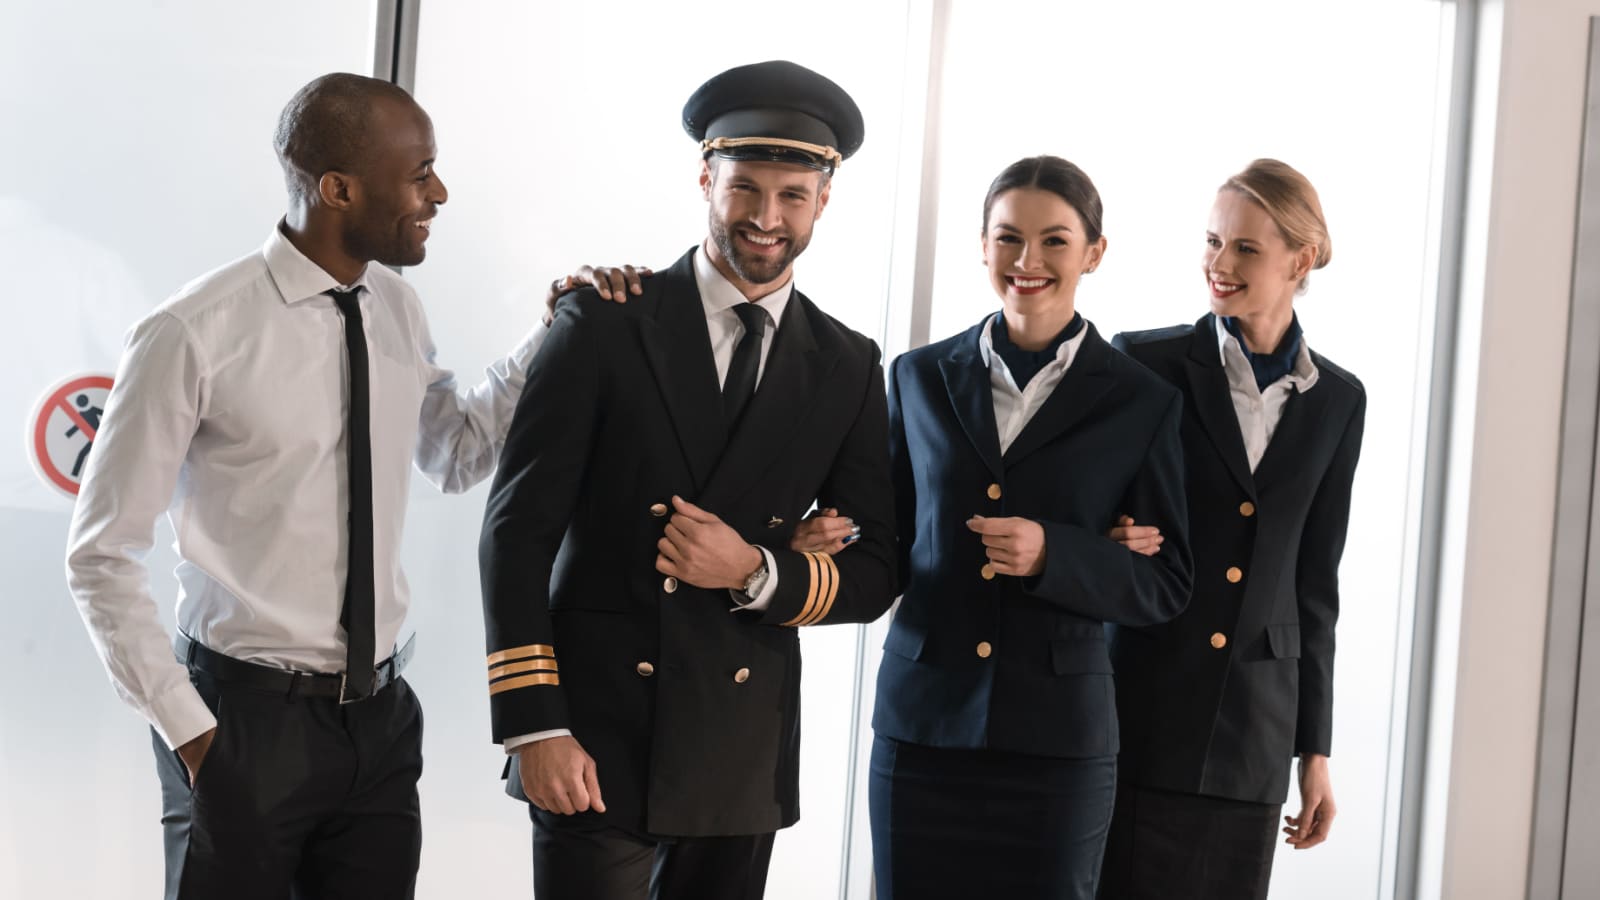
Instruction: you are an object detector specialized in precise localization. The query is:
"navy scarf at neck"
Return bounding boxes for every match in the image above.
[1220,314,1303,392]
[991,312,1085,391]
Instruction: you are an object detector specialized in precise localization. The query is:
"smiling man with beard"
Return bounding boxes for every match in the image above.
[66,73,549,899]
[479,60,898,900]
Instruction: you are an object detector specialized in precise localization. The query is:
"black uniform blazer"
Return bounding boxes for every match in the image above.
[872,317,1193,760]
[1111,314,1365,804]
[479,249,897,837]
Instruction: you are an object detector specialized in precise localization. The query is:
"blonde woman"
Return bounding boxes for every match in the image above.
[1101,159,1366,899]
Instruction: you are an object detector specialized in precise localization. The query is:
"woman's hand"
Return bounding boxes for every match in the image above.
[1108,515,1163,556]
[1284,754,1336,849]
[967,515,1046,577]
[789,507,860,554]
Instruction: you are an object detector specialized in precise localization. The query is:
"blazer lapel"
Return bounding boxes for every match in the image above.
[1252,375,1333,490]
[1001,325,1116,467]
[1184,315,1257,498]
[636,250,728,493]
[700,292,836,509]
[936,322,1005,483]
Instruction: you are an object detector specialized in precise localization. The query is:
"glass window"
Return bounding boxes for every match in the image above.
[0,2,1459,896]
[0,3,374,897]
[407,4,913,896]
[926,1,1449,894]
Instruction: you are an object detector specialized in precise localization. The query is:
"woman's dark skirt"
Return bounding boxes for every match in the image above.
[869,734,1117,900]
[1097,781,1281,900]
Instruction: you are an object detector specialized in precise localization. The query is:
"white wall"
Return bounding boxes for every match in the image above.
[1438,0,1591,896]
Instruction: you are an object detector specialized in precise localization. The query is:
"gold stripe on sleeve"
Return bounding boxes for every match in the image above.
[801,552,841,626]
[486,644,556,667]
[782,552,824,626]
[488,659,560,682]
[487,672,560,695]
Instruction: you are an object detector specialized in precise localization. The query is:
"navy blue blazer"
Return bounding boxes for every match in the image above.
[1111,315,1365,803]
[873,317,1193,760]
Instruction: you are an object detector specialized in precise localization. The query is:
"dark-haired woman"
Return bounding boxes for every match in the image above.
[866,156,1193,899]
[1098,160,1365,900]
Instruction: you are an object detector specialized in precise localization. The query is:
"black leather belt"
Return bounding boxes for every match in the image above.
[175,633,415,704]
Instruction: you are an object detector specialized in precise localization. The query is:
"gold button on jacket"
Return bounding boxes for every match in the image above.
[1210,633,1228,650]
[980,563,996,581]
[649,502,668,517]
[733,667,751,684]
[636,661,655,677]
[976,641,993,659]
[663,576,679,593]
[1225,566,1243,584]
[1239,501,1256,517]
[986,483,1002,500]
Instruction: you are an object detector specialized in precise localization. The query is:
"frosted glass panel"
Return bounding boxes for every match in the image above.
[406,4,913,897]
[930,1,1447,896]
[0,3,375,898]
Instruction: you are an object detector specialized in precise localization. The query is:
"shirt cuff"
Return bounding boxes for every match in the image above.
[147,680,219,751]
[729,546,778,611]
[504,728,572,754]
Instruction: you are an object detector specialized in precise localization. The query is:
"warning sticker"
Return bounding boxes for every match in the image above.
[26,374,114,498]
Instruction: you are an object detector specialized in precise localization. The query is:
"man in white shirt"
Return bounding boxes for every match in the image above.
[64,73,544,900]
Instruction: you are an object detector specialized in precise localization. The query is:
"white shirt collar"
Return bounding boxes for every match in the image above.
[978,312,1088,374]
[263,222,375,305]
[1214,315,1319,392]
[691,242,793,328]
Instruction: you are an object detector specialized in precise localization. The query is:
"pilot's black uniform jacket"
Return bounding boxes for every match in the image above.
[479,248,897,837]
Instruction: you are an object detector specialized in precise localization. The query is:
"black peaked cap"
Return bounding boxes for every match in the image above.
[682,60,864,173]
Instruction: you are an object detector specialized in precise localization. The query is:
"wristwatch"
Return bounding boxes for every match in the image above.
[742,558,770,597]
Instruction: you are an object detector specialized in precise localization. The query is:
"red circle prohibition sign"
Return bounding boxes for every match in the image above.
[31,374,115,496]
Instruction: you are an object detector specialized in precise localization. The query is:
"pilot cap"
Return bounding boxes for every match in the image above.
[682,60,864,175]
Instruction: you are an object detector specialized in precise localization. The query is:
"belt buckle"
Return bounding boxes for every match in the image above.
[338,672,362,705]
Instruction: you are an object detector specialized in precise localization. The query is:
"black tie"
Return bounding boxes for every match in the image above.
[723,303,768,425]
[329,289,376,700]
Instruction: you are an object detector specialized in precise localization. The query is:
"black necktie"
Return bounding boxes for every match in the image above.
[329,289,376,700]
[723,303,768,425]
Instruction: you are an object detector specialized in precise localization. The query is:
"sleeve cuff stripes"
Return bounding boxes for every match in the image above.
[782,550,841,626]
[487,644,559,696]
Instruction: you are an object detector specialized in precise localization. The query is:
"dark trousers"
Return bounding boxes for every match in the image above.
[529,806,774,900]
[151,663,424,900]
[1097,781,1280,900]
[869,734,1117,900]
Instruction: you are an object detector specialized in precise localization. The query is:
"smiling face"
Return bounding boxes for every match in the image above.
[1202,188,1314,321]
[702,157,830,293]
[341,95,447,268]
[981,187,1105,317]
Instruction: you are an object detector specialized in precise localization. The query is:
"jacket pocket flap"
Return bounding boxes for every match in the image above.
[1267,624,1301,659]
[1051,638,1113,675]
[882,626,926,661]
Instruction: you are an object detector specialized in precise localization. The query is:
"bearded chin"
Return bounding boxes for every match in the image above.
[710,215,805,286]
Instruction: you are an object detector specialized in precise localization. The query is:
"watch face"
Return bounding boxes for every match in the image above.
[745,564,768,594]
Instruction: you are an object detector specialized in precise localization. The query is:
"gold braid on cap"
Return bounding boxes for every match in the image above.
[702,136,843,170]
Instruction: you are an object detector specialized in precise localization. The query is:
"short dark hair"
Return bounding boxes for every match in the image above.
[981,155,1104,242]
[273,72,416,201]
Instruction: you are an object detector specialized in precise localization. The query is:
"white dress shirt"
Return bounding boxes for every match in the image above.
[1215,317,1320,471]
[503,244,791,753]
[978,313,1091,454]
[65,225,547,750]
